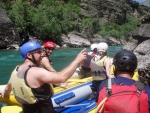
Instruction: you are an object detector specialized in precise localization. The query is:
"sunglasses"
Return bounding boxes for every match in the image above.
[31,49,42,54]
[45,48,54,51]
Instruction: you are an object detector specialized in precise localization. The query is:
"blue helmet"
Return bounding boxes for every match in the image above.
[20,41,41,58]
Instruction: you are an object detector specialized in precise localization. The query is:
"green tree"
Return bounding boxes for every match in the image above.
[8,0,32,38]
[98,16,138,39]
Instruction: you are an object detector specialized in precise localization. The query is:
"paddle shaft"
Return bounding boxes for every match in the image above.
[54,103,91,108]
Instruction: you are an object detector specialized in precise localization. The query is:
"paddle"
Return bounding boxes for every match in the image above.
[54,103,91,108]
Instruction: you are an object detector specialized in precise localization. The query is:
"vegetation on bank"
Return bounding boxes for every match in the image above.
[0,0,142,43]
[98,17,138,40]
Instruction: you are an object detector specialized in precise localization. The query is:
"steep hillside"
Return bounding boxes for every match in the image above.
[0,0,149,49]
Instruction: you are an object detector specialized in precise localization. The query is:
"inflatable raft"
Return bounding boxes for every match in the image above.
[0,77,96,113]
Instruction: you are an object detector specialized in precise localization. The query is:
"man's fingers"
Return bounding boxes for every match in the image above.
[80,48,86,53]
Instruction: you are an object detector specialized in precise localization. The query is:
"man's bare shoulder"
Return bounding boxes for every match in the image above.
[28,66,49,76]
[42,56,49,62]
[29,66,59,84]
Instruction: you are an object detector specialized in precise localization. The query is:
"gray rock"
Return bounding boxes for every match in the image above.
[132,24,150,40]
[123,39,138,51]
[61,32,90,47]
[138,62,150,86]
[124,24,150,86]
[0,8,19,49]
[134,39,150,55]
[7,44,19,50]
[141,0,150,7]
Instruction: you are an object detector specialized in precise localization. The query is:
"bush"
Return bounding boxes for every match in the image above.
[7,0,32,39]
[98,16,138,39]
[6,0,81,42]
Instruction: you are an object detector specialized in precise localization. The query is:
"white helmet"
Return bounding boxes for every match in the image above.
[90,43,98,50]
[97,42,108,52]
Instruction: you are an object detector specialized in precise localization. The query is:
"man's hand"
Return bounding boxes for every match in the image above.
[3,91,10,99]
[3,80,12,99]
[75,48,87,64]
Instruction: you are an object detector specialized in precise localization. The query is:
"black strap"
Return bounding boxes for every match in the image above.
[134,81,145,94]
[27,53,39,66]
[24,65,35,87]
[105,78,145,98]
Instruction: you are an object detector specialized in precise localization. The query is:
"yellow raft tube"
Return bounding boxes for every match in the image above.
[0,77,97,113]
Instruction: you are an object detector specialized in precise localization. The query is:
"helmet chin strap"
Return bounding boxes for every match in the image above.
[27,54,39,67]
[45,52,49,57]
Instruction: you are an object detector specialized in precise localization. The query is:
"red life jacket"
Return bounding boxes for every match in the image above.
[91,53,96,57]
[97,78,149,113]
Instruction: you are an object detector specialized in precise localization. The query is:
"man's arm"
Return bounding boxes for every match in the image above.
[104,57,114,78]
[3,80,12,98]
[41,57,56,72]
[38,48,87,84]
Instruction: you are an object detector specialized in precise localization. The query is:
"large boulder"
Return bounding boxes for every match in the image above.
[124,24,150,86]
[61,32,90,47]
[132,24,150,39]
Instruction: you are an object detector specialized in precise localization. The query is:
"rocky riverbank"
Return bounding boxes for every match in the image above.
[124,24,150,86]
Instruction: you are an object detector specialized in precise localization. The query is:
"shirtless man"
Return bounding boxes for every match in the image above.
[3,41,87,113]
